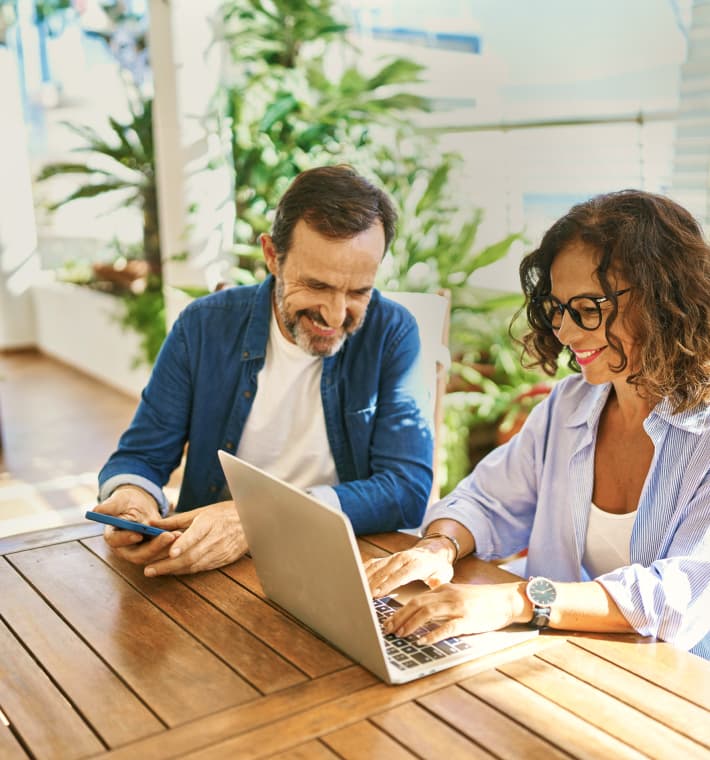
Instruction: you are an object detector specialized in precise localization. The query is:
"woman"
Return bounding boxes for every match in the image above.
[365,189,710,659]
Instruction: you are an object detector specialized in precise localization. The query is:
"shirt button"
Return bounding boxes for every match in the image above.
[244,390,252,399]
[209,484,218,494]
[225,441,234,451]
[242,351,249,358]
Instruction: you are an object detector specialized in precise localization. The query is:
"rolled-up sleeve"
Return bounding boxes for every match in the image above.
[424,393,552,559]
[596,476,710,654]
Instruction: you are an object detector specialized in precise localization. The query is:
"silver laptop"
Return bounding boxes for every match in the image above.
[218,451,537,685]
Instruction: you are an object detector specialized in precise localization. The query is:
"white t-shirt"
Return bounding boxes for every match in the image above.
[236,307,339,490]
[582,501,637,579]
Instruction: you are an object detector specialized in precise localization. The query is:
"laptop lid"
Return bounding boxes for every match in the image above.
[218,450,392,681]
[218,451,538,684]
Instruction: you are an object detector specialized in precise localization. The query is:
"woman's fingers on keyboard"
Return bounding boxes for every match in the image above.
[366,548,452,598]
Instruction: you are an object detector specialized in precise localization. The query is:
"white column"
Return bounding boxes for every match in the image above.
[148,0,234,326]
[0,46,39,349]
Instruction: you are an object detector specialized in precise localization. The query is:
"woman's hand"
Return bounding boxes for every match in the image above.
[144,501,247,576]
[383,582,528,644]
[364,541,455,598]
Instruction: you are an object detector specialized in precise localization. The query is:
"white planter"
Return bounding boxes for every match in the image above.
[32,279,151,399]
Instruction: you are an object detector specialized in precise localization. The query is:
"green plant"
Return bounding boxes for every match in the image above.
[35,92,164,367]
[119,287,166,367]
[370,142,524,335]
[34,0,71,22]
[35,93,160,279]
[216,0,430,261]
[440,311,572,494]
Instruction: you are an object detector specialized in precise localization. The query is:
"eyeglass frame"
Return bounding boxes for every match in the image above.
[533,288,631,332]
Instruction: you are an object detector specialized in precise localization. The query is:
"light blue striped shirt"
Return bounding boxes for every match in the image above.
[428,374,710,659]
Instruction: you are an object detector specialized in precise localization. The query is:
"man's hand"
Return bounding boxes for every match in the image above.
[364,542,454,598]
[144,501,247,576]
[94,485,179,566]
[382,582,526,644]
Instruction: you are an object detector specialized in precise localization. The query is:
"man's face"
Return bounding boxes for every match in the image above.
[261,219,385,357]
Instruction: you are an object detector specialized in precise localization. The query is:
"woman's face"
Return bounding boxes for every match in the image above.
[549,240,635,386]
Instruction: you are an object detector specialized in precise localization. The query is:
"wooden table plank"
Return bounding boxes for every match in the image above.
[181,570,351,677]
[173,641,545,760]
[460,667,647,760]
[361,532,422,555]
[84,537,307,694]
[0,558,164,746]
[418,684,573,759]
[371,701,495,760]
[570,635,710,708]
[269,740,340,759]
[0,523,103,554]
[98,667,377,760]
[3,526,707,760]
[322,720,418,759]
[537,641,710,747]
[7,542,258,726]
[0,619,105,760]
[0,713,30,760]
[221,555,262,594]
[499,654,710,759]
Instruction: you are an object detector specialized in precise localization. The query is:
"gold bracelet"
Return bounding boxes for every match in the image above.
[418,531,460,562]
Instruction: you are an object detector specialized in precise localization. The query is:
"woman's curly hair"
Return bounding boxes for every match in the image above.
[518,189,710,412]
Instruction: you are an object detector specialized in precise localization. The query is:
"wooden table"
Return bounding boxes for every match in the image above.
[1,525,709,760]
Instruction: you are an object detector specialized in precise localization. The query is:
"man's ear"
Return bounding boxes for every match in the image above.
[260,234,279,276]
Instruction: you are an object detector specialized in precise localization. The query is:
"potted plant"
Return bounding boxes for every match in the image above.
[34,91,165,369]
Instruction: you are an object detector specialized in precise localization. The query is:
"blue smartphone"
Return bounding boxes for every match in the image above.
[85,510,166,538]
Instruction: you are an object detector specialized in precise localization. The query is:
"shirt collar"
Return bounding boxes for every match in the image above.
[564,378,710,436]
[649,397,710,435]
[242,275,274,360]
[565,381,611,430]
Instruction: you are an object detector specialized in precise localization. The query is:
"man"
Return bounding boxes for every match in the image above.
[94,165,433,576]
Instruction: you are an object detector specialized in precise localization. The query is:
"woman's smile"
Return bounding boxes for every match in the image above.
[571,346,606,366]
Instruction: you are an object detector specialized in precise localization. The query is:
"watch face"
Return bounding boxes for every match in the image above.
[528,577,557,605]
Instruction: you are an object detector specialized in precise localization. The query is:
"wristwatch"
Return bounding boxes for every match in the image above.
[525,576,557,628]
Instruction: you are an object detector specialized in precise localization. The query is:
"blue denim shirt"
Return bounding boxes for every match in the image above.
[99,276,433,534]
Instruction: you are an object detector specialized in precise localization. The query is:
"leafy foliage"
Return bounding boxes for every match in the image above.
[217,0,431,256]
[35,94,163,367]
[119,286,166,367]
[371,144,524,343]
[35,95,160,276]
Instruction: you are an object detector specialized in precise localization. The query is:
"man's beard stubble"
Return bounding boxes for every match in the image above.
[273,276,362,358]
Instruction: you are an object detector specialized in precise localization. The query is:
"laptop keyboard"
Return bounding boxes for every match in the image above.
[373,596,472,671]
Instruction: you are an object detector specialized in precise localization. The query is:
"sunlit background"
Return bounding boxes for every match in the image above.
[2,0,703,291]
[0,0,708,535]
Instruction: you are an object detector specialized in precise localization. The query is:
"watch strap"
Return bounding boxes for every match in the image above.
[529,605,552,628]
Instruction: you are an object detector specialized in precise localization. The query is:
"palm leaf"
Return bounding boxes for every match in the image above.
[466,233,524,273]
[366,58,426,89]
[47,180,135,210]
[36,162,116,180]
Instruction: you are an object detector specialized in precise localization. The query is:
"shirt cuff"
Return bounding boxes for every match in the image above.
[99,474,170,517]
[305,485,342,511]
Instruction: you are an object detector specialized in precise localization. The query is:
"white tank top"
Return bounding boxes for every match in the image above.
[236,307,339,490]
[582,502,636,578]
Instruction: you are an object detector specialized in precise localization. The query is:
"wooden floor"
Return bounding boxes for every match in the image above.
[0,350,139,538]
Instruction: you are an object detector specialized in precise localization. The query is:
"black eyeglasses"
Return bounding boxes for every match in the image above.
[534,288,631,331]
